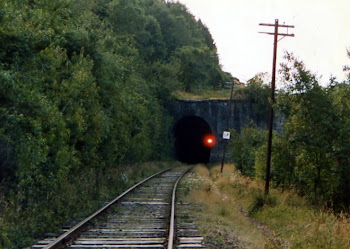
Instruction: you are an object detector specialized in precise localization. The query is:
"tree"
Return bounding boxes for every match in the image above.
[246,73,270,123]
[328,82,350,211]
[279,53,340,204]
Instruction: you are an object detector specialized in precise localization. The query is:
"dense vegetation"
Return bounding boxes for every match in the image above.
[0,0,228,247]
[1,0,349,246]
[231,52,350,212]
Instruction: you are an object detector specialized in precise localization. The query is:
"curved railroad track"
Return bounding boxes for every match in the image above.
[32,166,204,249]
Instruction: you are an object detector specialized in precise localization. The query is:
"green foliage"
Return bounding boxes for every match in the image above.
[233,52,350,213]
[175,46,226,92]
[254,132,296,190]
[231,52,350,212]
[142,0,228,92]
[231,125,267,177]
[0,0,226,247]
[235,73,271,123]
[327,83,350,211]
[278,53,343,205]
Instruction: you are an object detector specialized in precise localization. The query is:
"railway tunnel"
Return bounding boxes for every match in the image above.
[174,116,215,164]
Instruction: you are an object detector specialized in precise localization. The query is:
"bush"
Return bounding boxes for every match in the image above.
[231,126,267,177]
[248,192,277,215]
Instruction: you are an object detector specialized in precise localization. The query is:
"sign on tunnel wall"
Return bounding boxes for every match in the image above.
[223,131,231,140]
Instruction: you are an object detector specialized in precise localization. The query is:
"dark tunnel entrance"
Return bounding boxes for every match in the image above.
[174,116,215,164]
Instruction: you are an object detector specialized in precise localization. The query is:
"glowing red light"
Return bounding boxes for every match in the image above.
[203,134,216,147]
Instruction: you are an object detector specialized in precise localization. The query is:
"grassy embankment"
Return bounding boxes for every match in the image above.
[172,89,243,100]
[180,164,350,249]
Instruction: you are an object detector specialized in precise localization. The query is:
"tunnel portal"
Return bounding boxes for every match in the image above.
[174,116,214,164]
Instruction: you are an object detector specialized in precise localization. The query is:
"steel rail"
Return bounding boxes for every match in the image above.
[43,168,171,249]
[167,167,192,249]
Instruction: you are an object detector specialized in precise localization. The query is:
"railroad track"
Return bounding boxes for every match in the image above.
[32,166,204,249]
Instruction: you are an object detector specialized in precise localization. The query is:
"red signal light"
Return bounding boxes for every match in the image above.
[203,134,216,147]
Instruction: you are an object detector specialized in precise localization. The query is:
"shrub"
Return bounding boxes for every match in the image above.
[249,192,277,215]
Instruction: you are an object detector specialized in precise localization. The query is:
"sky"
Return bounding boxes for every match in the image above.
[176,0,350,86]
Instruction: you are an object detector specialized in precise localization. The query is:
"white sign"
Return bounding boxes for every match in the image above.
[223,131,231,140]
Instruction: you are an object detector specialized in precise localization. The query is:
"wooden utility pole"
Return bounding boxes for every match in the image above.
[220,80,235,173]
[259,19,294,195]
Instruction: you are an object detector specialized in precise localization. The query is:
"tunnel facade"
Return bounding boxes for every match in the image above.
[169,99,284,163]
[174,116,213,164]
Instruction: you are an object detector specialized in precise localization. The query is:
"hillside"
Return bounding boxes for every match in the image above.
[0,0,229,247]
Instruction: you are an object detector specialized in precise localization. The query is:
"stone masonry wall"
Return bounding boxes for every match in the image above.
[169,99,283,162]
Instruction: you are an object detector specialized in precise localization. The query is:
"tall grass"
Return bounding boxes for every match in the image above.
[180,164,267,248]
[182,164,350,249]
